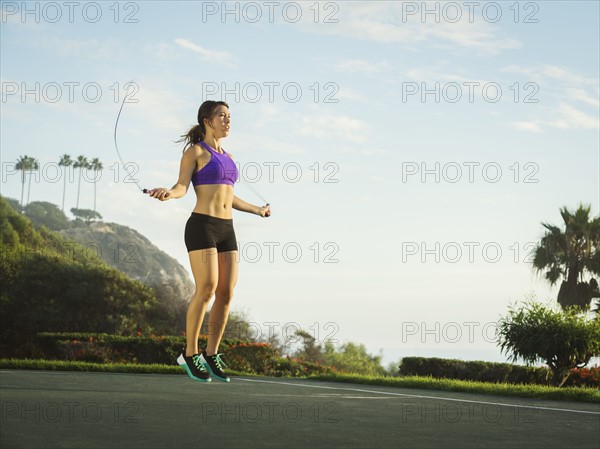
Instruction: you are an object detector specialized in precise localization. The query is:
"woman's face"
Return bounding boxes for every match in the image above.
[206,105,230,137]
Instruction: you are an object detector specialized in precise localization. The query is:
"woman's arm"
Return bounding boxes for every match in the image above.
[233,196,271,217]
[232,195,260,214]
[148,146,197,201]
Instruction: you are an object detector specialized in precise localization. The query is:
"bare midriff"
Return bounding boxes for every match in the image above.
[192,184,234,219]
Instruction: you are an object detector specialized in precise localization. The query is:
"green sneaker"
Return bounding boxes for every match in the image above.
[177,352,212,382]
[200,350,231,382]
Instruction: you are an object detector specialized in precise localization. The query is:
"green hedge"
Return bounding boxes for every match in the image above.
[4,332,336,378]
[398,356,599,388]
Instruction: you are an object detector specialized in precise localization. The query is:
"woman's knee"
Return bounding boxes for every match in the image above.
[215,288,234,305]
[192,283,218,303]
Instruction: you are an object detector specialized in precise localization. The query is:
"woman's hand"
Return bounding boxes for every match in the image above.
[257,203,271,218]
[146,188,171,201]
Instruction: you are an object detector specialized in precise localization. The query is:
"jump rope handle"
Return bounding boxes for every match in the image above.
[142,189,169,198]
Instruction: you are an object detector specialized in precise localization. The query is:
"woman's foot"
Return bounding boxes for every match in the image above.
[200,350,231,382]
[177,352,212,382]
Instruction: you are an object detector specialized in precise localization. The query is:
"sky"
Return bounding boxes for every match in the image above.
[1,1,599,368]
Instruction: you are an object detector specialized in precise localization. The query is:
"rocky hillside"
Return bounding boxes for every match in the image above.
[5,198,194,305]
[60,221,194,301]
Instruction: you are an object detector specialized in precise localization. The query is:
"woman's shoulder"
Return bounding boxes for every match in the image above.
[183,144,210,164]
[185,142,208,155]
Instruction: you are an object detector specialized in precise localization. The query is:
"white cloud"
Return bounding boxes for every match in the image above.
[541,65,599,86]
[174,38,239,68]
[143,42,180,61]
[547,103,599,130]
[511,104,598,133]
[502,64,599,132]
[510,121,543,133]
[501,65,537,78]
[295,2,521,56]
[502,64,599,87]
[565,88,600,108]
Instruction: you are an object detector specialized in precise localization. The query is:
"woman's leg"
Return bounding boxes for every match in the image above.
[205,250,239,356]
[186,248,219,356]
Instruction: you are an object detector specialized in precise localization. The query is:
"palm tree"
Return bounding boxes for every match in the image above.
[58,154,73,212]
[74,155,89,210]
[532,203,600,310]
[15,155,29,211]
[90,158,103,213]
[25,156,39,207]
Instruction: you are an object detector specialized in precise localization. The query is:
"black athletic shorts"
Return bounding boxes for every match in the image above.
[184,212,238,253]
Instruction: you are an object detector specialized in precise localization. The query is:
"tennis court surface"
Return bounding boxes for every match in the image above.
[1,369,599,449]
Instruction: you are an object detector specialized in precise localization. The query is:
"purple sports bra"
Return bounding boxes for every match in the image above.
[191,141,239,186]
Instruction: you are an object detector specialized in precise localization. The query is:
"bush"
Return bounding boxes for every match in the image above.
[225,342,277,373]
[31,333,240,364]
[497,301,600,386]
[563,366,600,388]
[263,356,337,377]
[398,356,600,388]
[8,332,338,377]
[398,357,551,385]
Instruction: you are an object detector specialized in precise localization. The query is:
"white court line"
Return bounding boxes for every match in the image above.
[235,377,600,416]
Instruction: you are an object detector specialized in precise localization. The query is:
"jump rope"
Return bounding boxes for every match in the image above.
[113,85,270,211]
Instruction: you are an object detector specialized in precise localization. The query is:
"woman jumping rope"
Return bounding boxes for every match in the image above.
[147,100,271,382]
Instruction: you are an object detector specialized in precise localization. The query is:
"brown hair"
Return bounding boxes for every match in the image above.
[176,100,229,151]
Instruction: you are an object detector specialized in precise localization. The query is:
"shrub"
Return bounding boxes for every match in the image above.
[497,301,600,386]
[12,332,338,377]
[398,357,550,385]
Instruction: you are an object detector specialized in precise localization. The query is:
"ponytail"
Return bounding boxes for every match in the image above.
[176,124,205,152]
[175,100,229,152]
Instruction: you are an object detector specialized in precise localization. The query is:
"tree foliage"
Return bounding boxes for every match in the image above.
[290,328,386,376]
[532,203,600,310]
[24,201,70,231]
[497,300,600,387]
[70,208,102,223]
[0,196,158,339]
[322,340,386,376]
